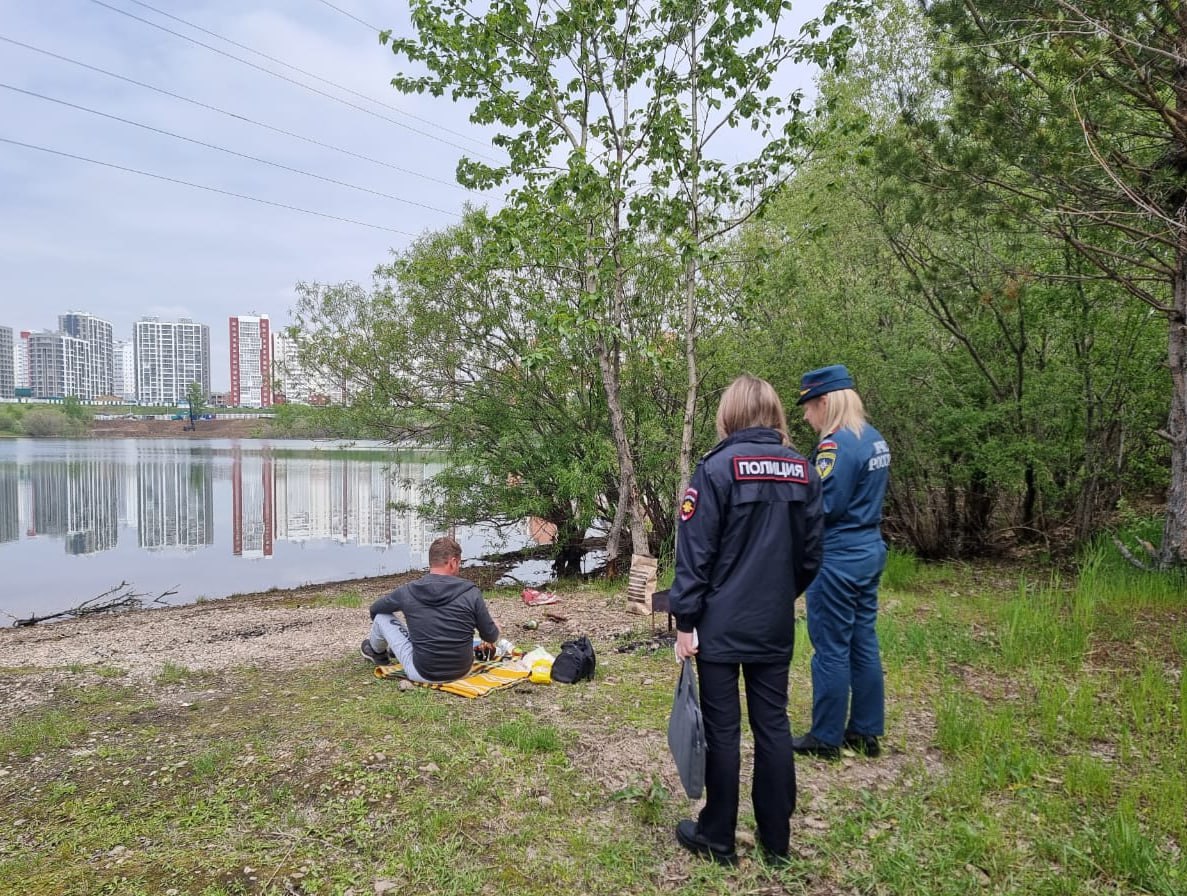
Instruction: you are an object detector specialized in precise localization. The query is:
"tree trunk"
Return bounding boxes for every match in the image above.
[677,256,698,532]
[605,483,628,575]
[588,232,648,562]
[676,18,701,545]
[1157,9,1187,568]
[1160,241,1187,567]
[598,339,649,556]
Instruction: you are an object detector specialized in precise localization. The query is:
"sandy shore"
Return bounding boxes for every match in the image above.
[0,572,650,721]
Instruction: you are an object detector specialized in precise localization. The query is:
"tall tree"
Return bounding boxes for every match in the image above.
[381,0,862,564]
[924,0,1187,568]
[734,0,1166,557]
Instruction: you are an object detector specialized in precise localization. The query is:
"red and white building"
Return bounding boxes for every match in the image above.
[229,314,271,408]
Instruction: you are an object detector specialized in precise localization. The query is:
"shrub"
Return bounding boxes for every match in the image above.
[21,408,85,438]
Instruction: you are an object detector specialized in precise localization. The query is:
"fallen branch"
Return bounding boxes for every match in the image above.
[8,581,178,627]
[1111,535,1158,572]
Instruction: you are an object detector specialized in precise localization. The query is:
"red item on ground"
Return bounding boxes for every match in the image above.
[522,588,560,607]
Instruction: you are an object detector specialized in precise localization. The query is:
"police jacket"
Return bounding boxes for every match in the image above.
[812,424,890,553]
[668,426,824,663]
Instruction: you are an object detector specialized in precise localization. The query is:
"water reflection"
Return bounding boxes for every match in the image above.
[0,439,531,622]
[15,458,121,554]
[139,455,213,551]
[0,444,442,558]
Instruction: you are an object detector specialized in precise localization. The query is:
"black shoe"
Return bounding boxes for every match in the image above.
[360,639,389,665]
[843,731,881,757]
[791,733,841,760]
[757,842,792,867]
[675,819,738,867]
[754,828,791,867]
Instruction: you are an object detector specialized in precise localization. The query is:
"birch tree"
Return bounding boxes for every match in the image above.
[381,0,862,563]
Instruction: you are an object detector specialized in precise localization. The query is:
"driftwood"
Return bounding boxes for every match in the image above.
[1111,534,1159,572]
[8,581,178,627]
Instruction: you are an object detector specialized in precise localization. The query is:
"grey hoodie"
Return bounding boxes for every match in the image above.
[369,573,499,681]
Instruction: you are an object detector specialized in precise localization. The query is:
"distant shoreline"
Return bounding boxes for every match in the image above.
[86,417,280,439]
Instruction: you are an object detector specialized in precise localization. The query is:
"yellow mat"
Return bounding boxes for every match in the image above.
[374,659,530,698]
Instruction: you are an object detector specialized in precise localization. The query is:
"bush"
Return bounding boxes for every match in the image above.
[21,408,86,438]
[0,407,22,434]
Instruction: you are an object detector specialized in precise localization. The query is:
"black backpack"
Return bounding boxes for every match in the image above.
[550,636,596,683]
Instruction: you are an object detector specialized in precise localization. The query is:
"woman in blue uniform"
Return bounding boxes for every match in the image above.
[669,374,823,865]
[791,364,891,760]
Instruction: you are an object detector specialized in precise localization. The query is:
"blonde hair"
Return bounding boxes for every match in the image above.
[817,388,867,438]
[715,375,790,443]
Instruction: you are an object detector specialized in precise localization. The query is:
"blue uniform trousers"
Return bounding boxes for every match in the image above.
[805,542,886,746]
[695,658,796,855]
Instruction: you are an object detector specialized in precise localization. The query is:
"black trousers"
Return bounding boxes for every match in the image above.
[695,658,796,854]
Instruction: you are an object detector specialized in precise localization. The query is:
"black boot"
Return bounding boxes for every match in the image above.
[675,819,738,866]
[844,731,881,757]
[791,732,840,760]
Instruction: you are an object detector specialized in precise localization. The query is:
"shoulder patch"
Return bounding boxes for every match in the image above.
[679,487,698,521]
[815,451,836,480]
[732,455,809,483]
[817,439,838,452]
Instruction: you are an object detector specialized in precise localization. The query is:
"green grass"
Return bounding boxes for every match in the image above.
[998,578,1091,668]
[2,559,1185,895]
[0,708,89,758]
[324,590,365,609]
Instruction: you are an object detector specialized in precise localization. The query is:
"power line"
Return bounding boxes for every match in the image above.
[313,0,383,33]
[0,136,420,236]
[0,34,469,192]
[93,0,501,162]
[1,82,463,218]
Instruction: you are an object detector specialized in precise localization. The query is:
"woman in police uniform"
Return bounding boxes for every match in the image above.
[791,364,891,760]
[669,375,823,866]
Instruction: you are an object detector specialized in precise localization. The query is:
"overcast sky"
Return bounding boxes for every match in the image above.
[0,0,826,390]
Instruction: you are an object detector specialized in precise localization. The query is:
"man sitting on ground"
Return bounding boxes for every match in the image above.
[362,536,501,683]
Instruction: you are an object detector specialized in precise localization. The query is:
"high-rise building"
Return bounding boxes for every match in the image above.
[0,326,13,399]
[28,331,88,399]
[134,318,211,405]
[59,312,114,399]
[14,330,31,390]
[230,314,271,408]
[112,339,136,402]
[270,330,299,404]
[272,329,346,405]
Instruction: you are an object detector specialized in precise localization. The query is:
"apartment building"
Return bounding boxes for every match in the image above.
[112,339,136,402]
[27,331,88,399]
[272,329,347,405]
[134,318,211,405]
[58,312,114,399]
[13,330,30,391]
[230,314,271,408]
[0,326,13,399]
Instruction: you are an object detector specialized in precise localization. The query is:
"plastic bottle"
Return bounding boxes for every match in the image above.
[494,638,515,658]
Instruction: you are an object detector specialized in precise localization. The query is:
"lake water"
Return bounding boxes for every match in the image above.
[0,438,552,625]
